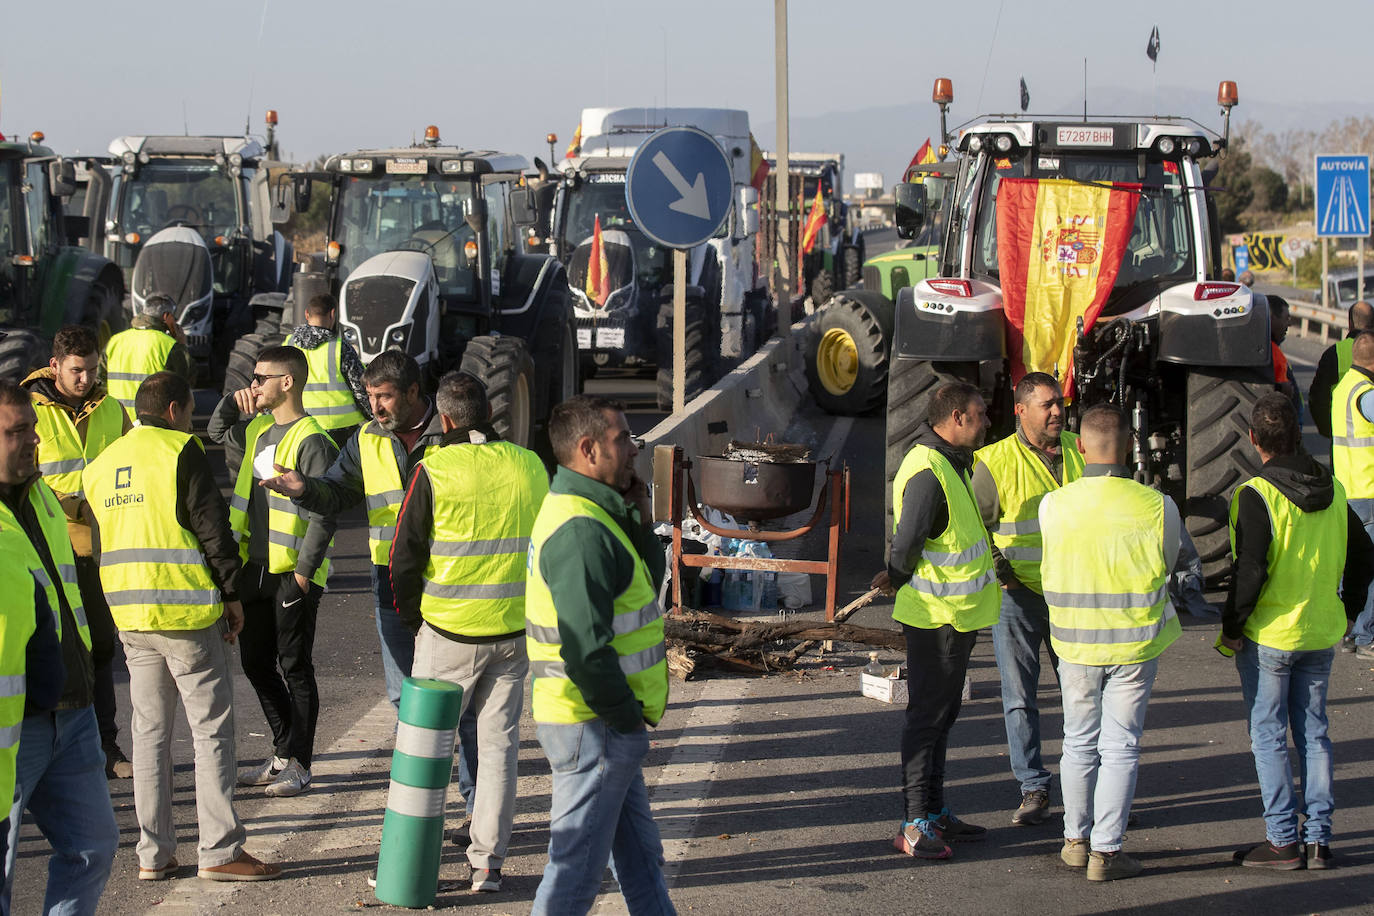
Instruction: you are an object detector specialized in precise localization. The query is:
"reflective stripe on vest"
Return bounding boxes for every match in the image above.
[1331,368,1374,499]
[0,513,38,817]
[358,425,440,566]
[105,328,176,417]
[418,441,547,637]
[82,426,222,630]
[32,395,125,501]
[1040,475,1181,665]
[229,414,334,585]
[525,492,668,725]
[25,480,90,648]
[1229,476,1349,651]
[974,431,1083,594]
[890,444,1000,632]
[293,336,364,431]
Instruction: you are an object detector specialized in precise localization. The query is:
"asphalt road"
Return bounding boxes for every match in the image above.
[16,268,1371,915]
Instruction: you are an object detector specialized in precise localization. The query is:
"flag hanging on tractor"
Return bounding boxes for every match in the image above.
[800,188,826,254]
[564,122,583,159]
[995,178,1140,396]
[749,134,769,192]
[902,138,939,182]
[585,214,610,305]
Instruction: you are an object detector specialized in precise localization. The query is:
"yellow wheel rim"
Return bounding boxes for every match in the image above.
[816,327,859,395]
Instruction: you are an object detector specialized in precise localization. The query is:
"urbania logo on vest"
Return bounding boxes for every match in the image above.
[105,491,144,507]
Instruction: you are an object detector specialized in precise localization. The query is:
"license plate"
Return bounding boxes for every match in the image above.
[1055,126,1114,147]
[386,159,428,174]
[576,329,592,349]
[597,328,626,348]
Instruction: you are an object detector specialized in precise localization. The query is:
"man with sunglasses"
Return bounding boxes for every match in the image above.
[209,346,338,798]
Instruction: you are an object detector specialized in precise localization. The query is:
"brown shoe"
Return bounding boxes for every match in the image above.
[198,852,282,882]
[139,857,178,880]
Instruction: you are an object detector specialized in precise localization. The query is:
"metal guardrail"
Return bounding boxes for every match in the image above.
[1288,301,1344,343]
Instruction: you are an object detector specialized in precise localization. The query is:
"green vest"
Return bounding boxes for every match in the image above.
[1337,338,1354,382]
[292,335,364,431]
[358,424,437,566]
[891,444,999,632]
[1331,368,1374,499]
[83,426,222,631]
[1041,475,1180,665]
[25,479,91,650]
[525,492,667,725]
[1229,476,1349,651]
[229,414,334,586]
[32,394,124,502]
[974,431,1084,594]
[418,440,547,637]
[0,506,39,816]
[105,327,176,418]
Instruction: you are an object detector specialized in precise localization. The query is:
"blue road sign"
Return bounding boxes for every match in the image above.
[625,127,734,250]
[1315,154,1370,238]
[1234,244,1249,274]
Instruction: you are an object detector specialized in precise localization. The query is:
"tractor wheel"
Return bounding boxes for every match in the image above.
[222,333,274,397]
[843,238,865,288]
[883,357,978,541]
[85,280,125,349]
[805,294,889,416]
[1184,369,1268,586]
[551,319,580,406]
[461,335,536,448]
[655,298,705,412]
[0,330,45,383]
[809,265,835,309]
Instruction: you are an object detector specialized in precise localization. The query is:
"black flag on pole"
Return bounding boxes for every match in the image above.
[1019,77,1030,112]
[1146,26,1160,63]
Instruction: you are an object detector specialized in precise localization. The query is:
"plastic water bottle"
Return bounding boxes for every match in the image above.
[863,652,884,676]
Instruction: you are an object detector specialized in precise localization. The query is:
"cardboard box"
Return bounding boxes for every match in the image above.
[860,671,908,704]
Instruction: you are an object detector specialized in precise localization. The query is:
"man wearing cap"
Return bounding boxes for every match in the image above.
[105,294,194,418]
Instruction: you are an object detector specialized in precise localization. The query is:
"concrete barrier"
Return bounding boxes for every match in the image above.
[636,316,814,480]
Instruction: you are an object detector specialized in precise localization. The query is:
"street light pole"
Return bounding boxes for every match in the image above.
[774,0,791,348]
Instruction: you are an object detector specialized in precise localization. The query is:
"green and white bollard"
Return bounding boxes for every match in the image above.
[375,677,463,908]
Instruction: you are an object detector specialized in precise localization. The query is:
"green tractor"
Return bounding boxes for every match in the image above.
[802,162,953,415]
[0,133,125,380]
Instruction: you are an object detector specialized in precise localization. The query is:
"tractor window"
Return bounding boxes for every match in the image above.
[335,176,478,300]
[484,180,508,263]
[0,162,17,259]
[562,179,632,245]
[24,163,55,255]
[118,161,242,241]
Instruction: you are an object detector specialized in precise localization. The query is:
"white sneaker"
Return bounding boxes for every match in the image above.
[264,759,311,797]
[238,755,288,787]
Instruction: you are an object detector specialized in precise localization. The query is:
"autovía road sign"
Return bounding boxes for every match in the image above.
[625,126,734,250]
[1315,154,1370,238]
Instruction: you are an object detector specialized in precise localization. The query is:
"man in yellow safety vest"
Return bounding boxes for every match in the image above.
[1039,404,1183,882]
[1308,299,1374,445]
[83,371,282,882]
[1330,330,1374,658]
[22,324,133,778]
[1222,392,1374,870]
[284,293,369,448]
[104,294,193,418]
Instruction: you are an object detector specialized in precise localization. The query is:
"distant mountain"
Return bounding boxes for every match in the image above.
[759,85,1374,192]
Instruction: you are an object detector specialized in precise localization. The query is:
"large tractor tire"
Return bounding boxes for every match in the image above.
[1184,369,1268,586]
[809,264,835,309]
[461,335,536,448]
[84,278,126,349]
[883,356,979,542]
[551,319,581,407]
[222,332,275,397]
[655,299,705,412]
[804,294,889,416]
[843,238,865,288]
[0,330,46,383]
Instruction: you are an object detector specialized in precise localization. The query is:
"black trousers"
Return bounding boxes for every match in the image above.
[900,622,978,821]
[239,563,323,767]
[75,555,119,748]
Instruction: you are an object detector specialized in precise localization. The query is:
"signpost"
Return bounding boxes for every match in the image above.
[1315,154,1371,306]
[626,126,735,414]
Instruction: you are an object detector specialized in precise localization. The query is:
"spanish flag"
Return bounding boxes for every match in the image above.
[995,178,1140,396]
[902,138,939,181]
[585,214,610,306]
[800,188,826,255]
[564,122,582,159]
[748,133,769,193]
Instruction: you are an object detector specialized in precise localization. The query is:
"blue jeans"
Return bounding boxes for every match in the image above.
[372,565,477,808]
[1347,499,1374,646]
[532,720,674,916]
[2,707,118,916]
[1059,658,1157,853]
[1235,640,1336,846]
[991,587,1057,795]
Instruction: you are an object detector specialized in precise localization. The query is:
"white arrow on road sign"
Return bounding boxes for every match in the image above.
[652,151,711,220]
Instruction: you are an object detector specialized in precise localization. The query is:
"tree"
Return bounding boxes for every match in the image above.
[1250,166,1288,212]
[1213,142,1254,233]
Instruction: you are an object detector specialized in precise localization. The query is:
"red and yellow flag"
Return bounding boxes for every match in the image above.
[749,134,769,192]
[995,178,1140,396]
[800,188,826,254]
[564,122,582,159]
[585,214,610,305]
[902,138,939,181]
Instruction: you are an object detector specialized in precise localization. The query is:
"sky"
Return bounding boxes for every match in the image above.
[2,0,1370,172]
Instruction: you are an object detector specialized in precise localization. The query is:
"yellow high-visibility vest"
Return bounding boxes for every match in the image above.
[358,425,437,566]
[83,425,222,631]
[891,444,999,632]
[1040,475,1180,665]
[0,505,40,821]
[105,327,176,418]
[291,335,363,431]
[1331,367,1374,499]
[525,493,667,725]
[32,393,124,503]
[25,479,91,649]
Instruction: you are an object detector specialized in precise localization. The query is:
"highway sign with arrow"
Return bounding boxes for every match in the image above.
[626,126,734,250]
[1315,154,1370,238]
